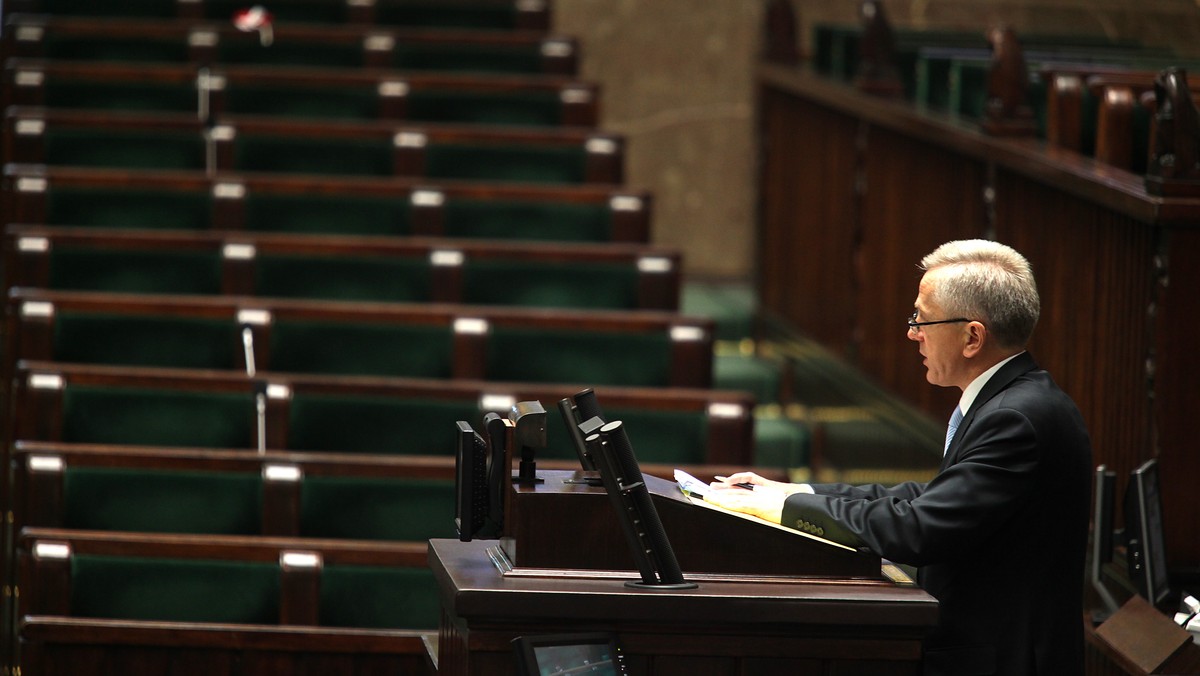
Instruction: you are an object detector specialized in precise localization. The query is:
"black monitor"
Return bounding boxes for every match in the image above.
[512,632,630,676]
[454,420,489,542]
[1124,458,1171,608]
[558,388,605,471]
[1090,465,1119,619]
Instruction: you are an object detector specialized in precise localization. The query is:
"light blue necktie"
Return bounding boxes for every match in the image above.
[944,406,963,455]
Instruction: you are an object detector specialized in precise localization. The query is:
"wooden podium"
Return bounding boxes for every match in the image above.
[428,470,938,675]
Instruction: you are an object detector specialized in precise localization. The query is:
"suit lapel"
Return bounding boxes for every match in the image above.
[940,352,1038,470]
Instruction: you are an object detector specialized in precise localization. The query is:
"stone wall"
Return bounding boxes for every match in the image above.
[555,0,1200,280]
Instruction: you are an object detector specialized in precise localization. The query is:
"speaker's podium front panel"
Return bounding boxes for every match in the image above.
[429,470,937,676]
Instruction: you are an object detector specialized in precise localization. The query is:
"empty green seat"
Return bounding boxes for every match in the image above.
[287,393,476,455]
[71,555,280,624]
[268,320,453,378]
[425,144,586,184]
[320,565,440,629]
[63,387,255,448]
[443,199,612,241]
[256,254,431,301]
[49,247,222,295]
[301,476,456,541]
[486,327,673,387]
[242,193,411,235]
[542,406,709,466]
[225,85,381,120]
[234,136,393,176]
[44,129,205,170]
[54,313,238,369]
[463,260,638,309]
[44,187,213,230]
[63,467,261,535]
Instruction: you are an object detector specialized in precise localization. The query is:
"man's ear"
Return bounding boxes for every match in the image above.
[962,321,987,358]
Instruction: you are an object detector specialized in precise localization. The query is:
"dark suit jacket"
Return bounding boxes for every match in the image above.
[783,353,1092,676]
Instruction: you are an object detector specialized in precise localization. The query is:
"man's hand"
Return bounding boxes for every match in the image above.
[703,479,787,524]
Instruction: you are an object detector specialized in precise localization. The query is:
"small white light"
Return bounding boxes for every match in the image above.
[28,455,64,473]
[670,325,706,342]
[541,40,573,58]
[586,137,618,155]
[637,256,672,274]
[17,237,50,253]
[16,26,45,43]
[394,132,427,148]
[237,309,271,326]
[222,243,256,260]
[17,177,48,193]
[480,393,516,411]
[263,464,302,482]
[454,318,489,335]
[213,182,246,199]
[411,189,445,207]
[15,70,44,87]
[378,80,409,98]
[609,195,642,212]
[188,30,219,47]
[267,383,292,400]
[560,87,591,105]
[20,301,54,319]
[15,119,45,136]
[34,542,70,560]
[198,73,227,91]
[29,374,64,391]
[364,34,395,52]
[430,249,464,267]
[708,402,746,419]
[210,125,236,141]
[281,550,321,568]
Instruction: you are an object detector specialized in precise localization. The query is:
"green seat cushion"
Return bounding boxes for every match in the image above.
[714,353,782,404]
[50,247,222,295]
[487,327,672,387]
[463,260,637,309]
[43,36,189,64]
[301,476,456,541]
[235,137,392,176]
[71,555,279,623]
[268,320,453,377]
[425,145,586,183]
[45,187,212,230]
[544,406,708,466]
[226,85,380,120]
[218,43,364,68]
[752,417,811,469]
[64,467,261,535]
[54,313,238,369]
[391,46,542,74]
[243,194,411,235]
[443,199,611,241]
[45,129,205,170]
[287,393,477,454]
[405,92,561,127]
[43,81,198,113]
[63,387,255,448]
[256,254,430,302]
[320,564,440,629]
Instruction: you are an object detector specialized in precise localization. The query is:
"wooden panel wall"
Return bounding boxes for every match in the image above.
[755,63,1199,570]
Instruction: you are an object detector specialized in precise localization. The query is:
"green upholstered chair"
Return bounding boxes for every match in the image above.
[70,555,280,624]
[62,467,262,535]
[53,313,239,369]
[389,45,544,74]
[424,144,586,184]
[242,193,412,235]
[217,42,365,68]
[442,199,613,241]
[62,387,255,448]
[234,136,394,176]
[40,79,199,113]
[319,565,441,629]
[44,187,213,230]
[462,260,639,309]
[300,476,457,542]
[19,0,177,17]
[485,327,673,388]
[43,129,206,170]
[404,91,563,127]
[48,246,223,295]
[255,254,431,301]
[287,393,476,455]
[39,35,189,64]
[268,320,453,378]
[225,84,381,120]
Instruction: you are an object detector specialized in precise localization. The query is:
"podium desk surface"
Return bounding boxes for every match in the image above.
[428,538,938,631]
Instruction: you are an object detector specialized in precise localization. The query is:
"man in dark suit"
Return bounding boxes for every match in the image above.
[708,240,1092,676]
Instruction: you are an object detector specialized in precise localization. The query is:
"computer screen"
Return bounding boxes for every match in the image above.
[454,420,489,541]
[1124,458,1171,608]
[512,632,629,676]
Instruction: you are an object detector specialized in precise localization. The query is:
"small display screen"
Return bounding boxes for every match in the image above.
[531,643,617,675]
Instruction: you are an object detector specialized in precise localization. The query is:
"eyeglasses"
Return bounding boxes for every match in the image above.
[907,311,973,335]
